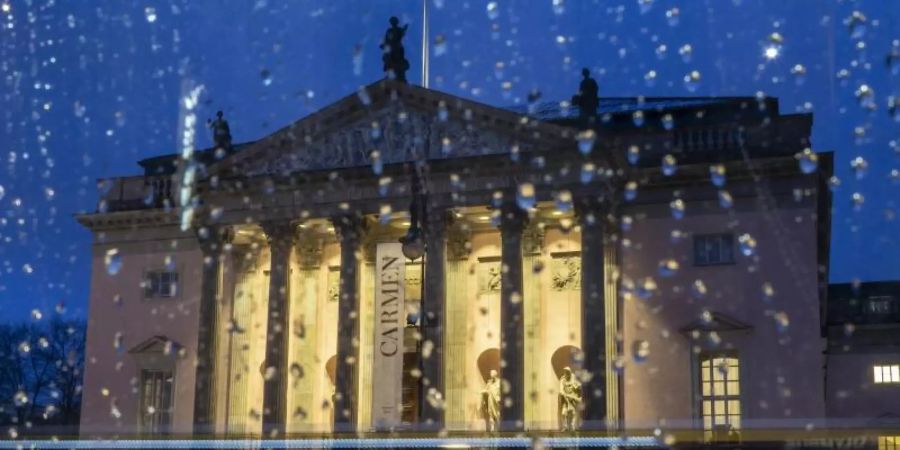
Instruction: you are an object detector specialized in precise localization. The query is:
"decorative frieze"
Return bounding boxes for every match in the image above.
[551,253,582,292]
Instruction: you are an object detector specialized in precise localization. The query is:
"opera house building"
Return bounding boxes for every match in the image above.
[76,79,834,441]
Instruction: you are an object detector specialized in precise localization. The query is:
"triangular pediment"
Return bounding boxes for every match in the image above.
[680,311,752,334]
[210,79,573,178]
[128,335,177,354]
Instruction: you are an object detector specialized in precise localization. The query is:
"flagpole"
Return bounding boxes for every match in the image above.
[421,0,429,88]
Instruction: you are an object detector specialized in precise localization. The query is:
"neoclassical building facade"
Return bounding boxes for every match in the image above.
[77,80,833,438]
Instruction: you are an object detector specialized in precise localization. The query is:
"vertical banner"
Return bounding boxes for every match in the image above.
[372,243,405,429]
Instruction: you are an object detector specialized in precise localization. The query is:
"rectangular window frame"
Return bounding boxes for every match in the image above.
[143,269,180,300]
[138,369,175,435]
[873,364,900,384]
[697,351,742,439]
[693,233,736,267]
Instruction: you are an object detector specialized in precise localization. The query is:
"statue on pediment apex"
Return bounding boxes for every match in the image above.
[381,16,410,83]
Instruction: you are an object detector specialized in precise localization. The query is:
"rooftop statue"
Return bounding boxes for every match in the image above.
[381,16,410,82]
[207,110,232,151]
[571,68,599,125]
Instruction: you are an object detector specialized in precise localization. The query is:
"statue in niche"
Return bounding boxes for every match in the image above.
[480,369,501,432]
[558,366,582,431]
[207,110,232,150]
[380,16,410,82]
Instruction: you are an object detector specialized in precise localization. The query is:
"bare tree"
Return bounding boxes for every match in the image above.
[0,319,85,435]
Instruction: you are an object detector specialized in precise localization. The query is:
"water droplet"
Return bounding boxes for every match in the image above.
[709,164,726,187]
[31,309,42,321]
[357,86,372,106]
[658,259,679,277]
[790,64,807,85]
[113,332,124,352]
[620,215,633,232]
[683,70,701,92]
[679,44,693,62]
[665,7,680,26]
[632,340,650,363]
[637,0,654,15]
[516,183,536,210]
[644,70,657,87]
[662,154,677,176]
[433,34,447,56]
[718,190,733,209]
[486,1,499,20]
[105,249,122,275]
[290,363,304,379]
[14,391,28,407]
[260,69,272,87]
[636,277,657,299]
[692,279,707,297]
[632,110,645,127]
[370,121,382,140]
[0,185,4,201]
[795,148,818,174]
[661,113,674,130]
[580,163,595,184]
[144,7,157,23]
[18,341,30,354]
[437,101,448,121]
[370,150,383,175]
[624,181,638,202]
[164,255,176,271]
[670,199,685,220]
[627,145,640,165]
[761,282,775,302]
[845,11,867,40]
[738,233,756,256]
[576,129,596,155]
[554,190,573,213]
[510,291,522,304]
[851,192,865,210]
[552,0,565,15]
[670,229,685,244]
[441,137,452,155]
[773,311,790,333]
[850,156,868,179]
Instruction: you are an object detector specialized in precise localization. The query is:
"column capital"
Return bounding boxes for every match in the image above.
[295,229,323,268]
[522,221,545,256]
[260,220,297,245]
[575,195,610,228]
[446,220,472,261]
[330,214,366,246]
[194,224,234,255]
[497,201,528,235]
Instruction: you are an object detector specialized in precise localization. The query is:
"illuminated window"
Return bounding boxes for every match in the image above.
[693,234,735,266]
[699,354,741,437]
[879,436,900,450]
[873,365,900,384]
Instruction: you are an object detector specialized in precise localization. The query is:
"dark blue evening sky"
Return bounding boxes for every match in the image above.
[0,0,897,322]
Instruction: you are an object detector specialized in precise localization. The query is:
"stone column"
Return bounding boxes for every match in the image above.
[420,209,448,427]
[192,225,232,436]
[521,222,544,430]
[444,221,471,429]
[576,196,608,427]
[260,220,296,436]
[499,201,527,431]
[287,230,323,433]
[331,214,364,431]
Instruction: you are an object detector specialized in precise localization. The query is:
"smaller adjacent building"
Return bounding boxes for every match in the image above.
[825,281,900,437]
